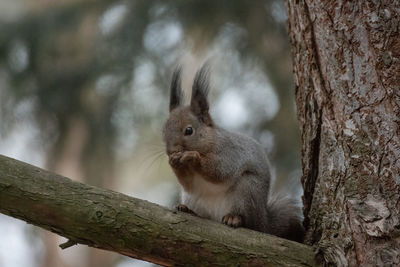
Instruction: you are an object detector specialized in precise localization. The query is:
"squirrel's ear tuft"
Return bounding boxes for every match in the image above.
[169,67,183,112]
[191,64,213,126]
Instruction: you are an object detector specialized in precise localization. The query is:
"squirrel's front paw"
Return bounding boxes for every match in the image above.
[222,214,243,228]
[169,151,200,169]
[169,152,183,169]
[179,151,200,165]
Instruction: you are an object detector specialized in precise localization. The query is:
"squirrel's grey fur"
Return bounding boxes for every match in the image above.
[163,65,305,242]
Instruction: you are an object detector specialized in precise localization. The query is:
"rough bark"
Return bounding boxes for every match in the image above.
[0,155,317,267]
[287,0,400,266]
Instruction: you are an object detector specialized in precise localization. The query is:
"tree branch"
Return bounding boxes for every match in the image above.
[0,155,317,266]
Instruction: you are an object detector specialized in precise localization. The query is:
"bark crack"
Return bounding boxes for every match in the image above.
[301,0,326,234]
[303,108,322,232]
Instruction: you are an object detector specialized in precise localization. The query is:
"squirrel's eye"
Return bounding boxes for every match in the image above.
[184,127,193,136]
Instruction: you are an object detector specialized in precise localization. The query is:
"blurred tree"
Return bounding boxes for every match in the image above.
[0,0,301,266]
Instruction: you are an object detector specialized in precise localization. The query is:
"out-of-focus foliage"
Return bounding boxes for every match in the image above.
[0,0,301,266]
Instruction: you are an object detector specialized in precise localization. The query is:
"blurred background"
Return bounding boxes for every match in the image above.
[0,0,301,266]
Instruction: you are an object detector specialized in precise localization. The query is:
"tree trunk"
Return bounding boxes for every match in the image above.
[0,155,317,267]
[286,0,400,266]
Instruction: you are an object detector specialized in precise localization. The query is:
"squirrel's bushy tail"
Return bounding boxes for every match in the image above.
[266,195,305,242]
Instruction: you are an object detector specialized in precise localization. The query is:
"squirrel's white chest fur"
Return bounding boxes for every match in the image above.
[181,173,232,221]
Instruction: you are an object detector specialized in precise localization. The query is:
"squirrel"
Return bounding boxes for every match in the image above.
[163,65,305,242]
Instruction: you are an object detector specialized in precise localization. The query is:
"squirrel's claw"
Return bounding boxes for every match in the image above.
[176,204,197,215]
[222,214,243,228]
[169,152,183,168]
[179,151,200,165]
[169,151,200,169]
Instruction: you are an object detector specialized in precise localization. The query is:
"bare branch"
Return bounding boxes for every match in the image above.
[0,155,317,266]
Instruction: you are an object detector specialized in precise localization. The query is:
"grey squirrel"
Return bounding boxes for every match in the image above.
[163,65,305,242]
